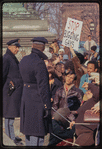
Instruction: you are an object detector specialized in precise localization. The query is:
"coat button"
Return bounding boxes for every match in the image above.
[24,84,26,86]
[28,85,30,87]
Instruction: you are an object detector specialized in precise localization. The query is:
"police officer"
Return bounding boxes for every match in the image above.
[3,39,23,145]
[19,37,52,146]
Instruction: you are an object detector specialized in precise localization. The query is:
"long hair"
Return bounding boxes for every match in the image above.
[47,66,55,79]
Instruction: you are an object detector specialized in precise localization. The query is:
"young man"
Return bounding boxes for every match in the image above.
[52,70,84,116]
[84,35,97,57]
[79,60,98,93]
[3,39,23,145]
[90,45,100,61]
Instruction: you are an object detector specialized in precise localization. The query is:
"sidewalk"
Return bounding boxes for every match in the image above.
[3,118,50,146]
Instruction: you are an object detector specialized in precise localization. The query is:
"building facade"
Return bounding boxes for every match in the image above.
[60,3,99,45]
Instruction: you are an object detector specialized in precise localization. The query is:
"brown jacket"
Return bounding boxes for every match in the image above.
[75,83,99,136]
[72,56,84,88]
[52,84,84,116]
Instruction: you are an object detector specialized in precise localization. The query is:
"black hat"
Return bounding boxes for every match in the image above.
[31,37,48,44]
[7,39,21,47]
[91,45,97,51]
[53,108,70,128]
[88,34,91,37]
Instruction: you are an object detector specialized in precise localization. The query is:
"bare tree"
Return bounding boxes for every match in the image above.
[23,3,63,39]
[47,3,63,39]
[80,4,99,43]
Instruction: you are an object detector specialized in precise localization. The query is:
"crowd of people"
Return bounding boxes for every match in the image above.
[43,35,100,146]
[3,35,100,146]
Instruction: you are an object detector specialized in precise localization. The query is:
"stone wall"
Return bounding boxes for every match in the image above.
[2,45,50,62]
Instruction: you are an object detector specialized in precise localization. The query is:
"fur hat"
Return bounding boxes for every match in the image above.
[53,108,70,128]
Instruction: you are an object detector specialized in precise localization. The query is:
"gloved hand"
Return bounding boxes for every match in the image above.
[44,109,51,119]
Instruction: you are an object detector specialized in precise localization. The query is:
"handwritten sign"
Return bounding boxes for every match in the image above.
[62,17,83,51]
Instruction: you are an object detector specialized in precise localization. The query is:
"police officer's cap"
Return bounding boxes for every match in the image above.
[31,37,48,44]
[7,39,21,47]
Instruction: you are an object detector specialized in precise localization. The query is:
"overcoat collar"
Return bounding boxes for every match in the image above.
[6,48,19,64]
[64,84,75,96]
[31,48,48,60]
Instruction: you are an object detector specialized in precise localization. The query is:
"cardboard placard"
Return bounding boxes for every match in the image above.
[62,17,83,51]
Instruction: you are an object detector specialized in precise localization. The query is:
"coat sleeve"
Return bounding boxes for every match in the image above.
[88,83,99,102]
[3,57,10,86]
[72,56,84,87]
[76,89,84,104]
[52,89,60,116]
[79,75,87,94]
[35,61,51,110]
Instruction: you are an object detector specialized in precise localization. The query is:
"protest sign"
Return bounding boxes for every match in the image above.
[62,17,83,51]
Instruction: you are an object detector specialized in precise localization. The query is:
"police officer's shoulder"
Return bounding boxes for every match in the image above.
[35,58,46,68]
[3,52,11,62]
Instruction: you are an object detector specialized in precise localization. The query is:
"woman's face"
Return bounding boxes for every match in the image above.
[56,64,62,72]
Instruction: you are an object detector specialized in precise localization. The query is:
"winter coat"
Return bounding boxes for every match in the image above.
[3,48,23,118]
[52,85,84,116]
[71,56,84,88]
[74,83,99,146]
[19,48,52,136]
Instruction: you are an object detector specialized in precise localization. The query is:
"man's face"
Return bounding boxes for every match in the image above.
[8,46,19,55]
[65,74,75,85]
[88,36,91,41]
[85,90,93,99]
[87,63,97,76]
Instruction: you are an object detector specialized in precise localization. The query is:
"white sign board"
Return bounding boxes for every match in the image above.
[62,17,83,51]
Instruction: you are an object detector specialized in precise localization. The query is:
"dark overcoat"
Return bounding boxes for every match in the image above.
[50,78,63,99]
[3,49,23,118]
[75,83,99,146]
[75,83,99,135]
[19,48,52,137]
